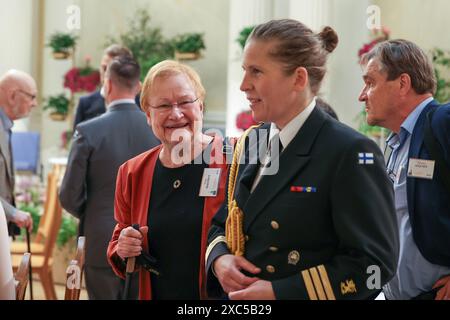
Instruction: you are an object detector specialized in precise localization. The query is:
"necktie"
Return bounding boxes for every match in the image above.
[262,131,282,171]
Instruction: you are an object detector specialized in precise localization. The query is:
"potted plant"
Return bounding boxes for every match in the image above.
[47,32,78,59]
[43,93,70,121]
[173,33,205,60]
[236,26,255,50]
[64,56,101,94]
[105,9,174,80]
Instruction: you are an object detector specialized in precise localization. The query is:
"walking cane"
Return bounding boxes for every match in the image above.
[122,224,140,300]
[25,228,33,300]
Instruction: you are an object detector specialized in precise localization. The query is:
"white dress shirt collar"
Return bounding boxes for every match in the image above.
[270,97,316,149]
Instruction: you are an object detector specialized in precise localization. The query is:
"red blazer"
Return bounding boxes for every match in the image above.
[107,135,229,299]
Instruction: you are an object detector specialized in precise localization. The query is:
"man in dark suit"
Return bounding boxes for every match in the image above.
[0,70,35,233]
[359,39,450,300]
[73,44,133,129]
[59,56,159,299]
[206,19,398,300]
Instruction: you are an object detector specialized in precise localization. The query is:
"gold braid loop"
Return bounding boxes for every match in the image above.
[225,125,260,256]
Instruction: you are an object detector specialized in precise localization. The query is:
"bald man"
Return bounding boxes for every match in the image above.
[0,70,37,232]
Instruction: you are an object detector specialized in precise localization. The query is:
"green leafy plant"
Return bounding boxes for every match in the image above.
[432,48,450,104]
[172,33,205,53]
[57,215,78,248]
[18,204,41,236]
[355,109,389,138]
[47,32,78,53]
[106,9,173,80]
[236,26,255,50]
[43,94,70,115]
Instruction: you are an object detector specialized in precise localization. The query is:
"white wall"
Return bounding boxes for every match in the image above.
[37,0,230,171]
[76,0,229,114]
[40,0,81,174]
[374,0,450,50]
[0,0,35,131]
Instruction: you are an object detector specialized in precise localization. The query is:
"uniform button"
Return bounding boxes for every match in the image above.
[270,221,279,230]
[269,246,278,252]
[245,235,250,242]
[266,265,276,273]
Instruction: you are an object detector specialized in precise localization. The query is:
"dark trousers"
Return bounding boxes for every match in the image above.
[85,266,139,300]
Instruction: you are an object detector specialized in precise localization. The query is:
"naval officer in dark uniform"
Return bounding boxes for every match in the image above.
[206,19,399,300]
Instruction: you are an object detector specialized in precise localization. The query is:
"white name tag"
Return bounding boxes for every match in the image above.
[199,168,221,197]
[407,158,435,180]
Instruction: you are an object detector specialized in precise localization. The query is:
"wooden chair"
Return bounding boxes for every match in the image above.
[10,166,62,255]
[11,168,62,300]
[64,236,85,300]
[14,253,31,300]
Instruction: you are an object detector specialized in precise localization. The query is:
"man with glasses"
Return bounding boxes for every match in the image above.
[359,39,450,300]
[0,70,36,234]
[73,44,134,129]
[60,56,158,299]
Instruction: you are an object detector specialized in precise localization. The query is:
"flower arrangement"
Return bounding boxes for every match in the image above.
[15,175,45,234]
[357,27,390,62]
[236,109,258,131]
[64,56,100,93]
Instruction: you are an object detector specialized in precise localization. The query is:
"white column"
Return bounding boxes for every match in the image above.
[288,0,330,31]
[225,0,274,137]
[325,0,372,128]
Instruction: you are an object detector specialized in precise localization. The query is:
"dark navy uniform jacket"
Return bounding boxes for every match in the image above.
[206,107,399,300]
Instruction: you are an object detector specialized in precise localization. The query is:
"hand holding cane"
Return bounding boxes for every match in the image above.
[122,223,140,300]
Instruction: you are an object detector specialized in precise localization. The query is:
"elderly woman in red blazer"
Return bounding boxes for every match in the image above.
[107,60,229,300]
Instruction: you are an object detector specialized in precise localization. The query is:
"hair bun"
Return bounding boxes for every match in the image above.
[318,26,338,53]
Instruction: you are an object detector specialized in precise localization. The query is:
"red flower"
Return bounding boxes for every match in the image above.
[358,27,390,61]
[64,67,100,93]
[236,110,258,131]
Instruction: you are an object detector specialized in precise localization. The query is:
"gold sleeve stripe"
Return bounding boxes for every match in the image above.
[301,269,318,300]
[309,267,327,300]
[205,236,227,267]
[318,265,336,300]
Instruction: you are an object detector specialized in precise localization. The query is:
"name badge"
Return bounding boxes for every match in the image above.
[199,168,221,197]
[407,158,435,180]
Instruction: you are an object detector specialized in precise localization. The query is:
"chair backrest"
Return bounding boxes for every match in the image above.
[35,167,63,265]
[64,236,85,300]
[14,253,31,300]
[11,132,40,174]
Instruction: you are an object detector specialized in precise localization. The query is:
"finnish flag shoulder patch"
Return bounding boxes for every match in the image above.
[358,152,374,164]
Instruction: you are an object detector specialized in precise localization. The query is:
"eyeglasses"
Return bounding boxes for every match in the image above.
[16,89,37,101]
[149,97,199,113]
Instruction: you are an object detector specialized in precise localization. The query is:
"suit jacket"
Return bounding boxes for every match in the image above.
[73,90,105,130]
[0,120,16,219]
[408,100,450,266]
[107,136,229,300]
[59,103,159,267]
[206,107,399,300]
[73,91,142,130]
